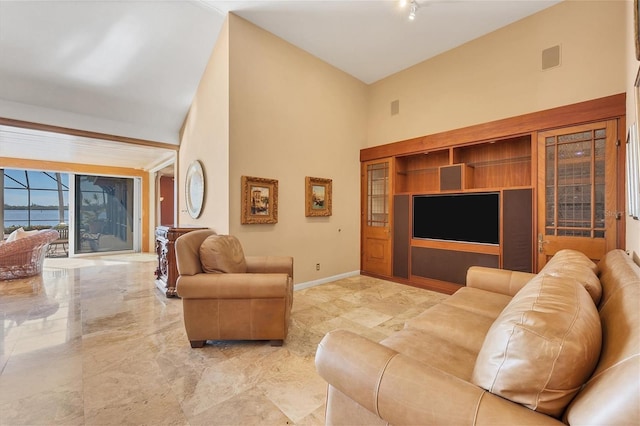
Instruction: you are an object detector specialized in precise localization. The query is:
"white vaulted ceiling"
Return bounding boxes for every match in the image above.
[0,0,560,170]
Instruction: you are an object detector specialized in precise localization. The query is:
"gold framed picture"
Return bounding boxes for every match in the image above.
[305,176,332,217]
[241,176,278,224]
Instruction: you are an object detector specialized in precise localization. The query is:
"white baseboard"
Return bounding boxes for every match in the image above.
[294,270,361,291]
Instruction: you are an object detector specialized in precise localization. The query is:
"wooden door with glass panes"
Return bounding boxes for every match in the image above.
[361,159,393,276]
[537,121,618,270]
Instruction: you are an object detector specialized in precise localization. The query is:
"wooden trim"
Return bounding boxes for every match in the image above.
[0,117,178,151]
[360,270,461,295]
[361,93,626,162]
[0,157,148,177]
[617,117,626,249]
[408,275,462,295]
[411,238,500,255]
[398,185,532,196]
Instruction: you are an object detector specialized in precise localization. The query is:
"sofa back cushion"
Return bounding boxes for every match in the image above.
[199,235,247,274]
[471,274,601,418]
[540,249,602,305]
[563,250,640,425]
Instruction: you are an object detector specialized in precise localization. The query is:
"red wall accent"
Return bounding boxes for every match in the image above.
[159,175,174,226]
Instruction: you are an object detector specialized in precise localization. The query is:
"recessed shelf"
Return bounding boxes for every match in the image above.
[465,155,531,168]
[397,166,440,175]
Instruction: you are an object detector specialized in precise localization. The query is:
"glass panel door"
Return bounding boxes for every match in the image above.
[75,175,135,254]
[361,159,393,276]
[545,129,606,238]
[537,120,617,269]
[367,162,389,227]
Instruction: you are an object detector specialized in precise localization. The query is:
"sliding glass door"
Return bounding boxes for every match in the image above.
[74,175,138,254]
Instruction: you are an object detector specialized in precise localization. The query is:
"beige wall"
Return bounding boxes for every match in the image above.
[625,0,640,263]
[179,15,368,284]
[179,18,231,234]
[367,1,626,147]
[227,15,368,284]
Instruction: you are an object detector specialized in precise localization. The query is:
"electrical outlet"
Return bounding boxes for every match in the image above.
[316,263,320,271]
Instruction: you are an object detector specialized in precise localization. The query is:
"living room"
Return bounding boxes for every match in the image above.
[1,0,639,424]
[0,1,637,282]
[179,0,638,287]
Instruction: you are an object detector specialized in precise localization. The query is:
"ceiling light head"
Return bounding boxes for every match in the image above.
[399,0,408,8]
[408,0,418,21]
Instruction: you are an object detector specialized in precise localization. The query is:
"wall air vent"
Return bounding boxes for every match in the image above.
[542,45,561,70]
[391,99,400,116]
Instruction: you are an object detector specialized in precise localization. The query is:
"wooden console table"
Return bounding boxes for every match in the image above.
[155,225,208,297]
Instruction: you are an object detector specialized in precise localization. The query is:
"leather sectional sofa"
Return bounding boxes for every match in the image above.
[315,249,639,425]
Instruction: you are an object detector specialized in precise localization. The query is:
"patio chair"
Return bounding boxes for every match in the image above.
[47,224,69,257]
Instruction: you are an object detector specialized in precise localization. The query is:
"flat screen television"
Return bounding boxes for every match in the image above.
[413,192,500,245]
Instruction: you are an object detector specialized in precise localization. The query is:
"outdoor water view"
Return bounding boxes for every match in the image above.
[3,169,69,232]
[4,208,69,229]
[2,169,136,254]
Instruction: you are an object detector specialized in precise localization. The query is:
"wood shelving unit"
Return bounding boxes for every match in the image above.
[360,94,626,294]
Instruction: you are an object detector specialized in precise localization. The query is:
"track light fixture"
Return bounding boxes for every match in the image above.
[409,1,418,20]
[400,0,420,21]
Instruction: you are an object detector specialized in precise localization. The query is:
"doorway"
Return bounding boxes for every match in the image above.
[74,174,139,254]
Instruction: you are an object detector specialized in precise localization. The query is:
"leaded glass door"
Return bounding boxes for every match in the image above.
[361,159,393,276]
[537,121,618,270]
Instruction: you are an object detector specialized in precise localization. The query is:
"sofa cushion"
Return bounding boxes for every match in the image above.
[540,249,601,305]
[441,287,512,319]
[471,274,601,418]
[381,328,478,381]
[405,303,498,355]
[199,235,247,274]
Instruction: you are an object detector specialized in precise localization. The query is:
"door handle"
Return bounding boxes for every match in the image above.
[538,233,549,253]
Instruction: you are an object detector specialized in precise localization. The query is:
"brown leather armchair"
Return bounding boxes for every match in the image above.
[175,229,293,348]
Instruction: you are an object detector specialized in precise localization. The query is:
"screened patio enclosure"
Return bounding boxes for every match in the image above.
[1,169,140,256]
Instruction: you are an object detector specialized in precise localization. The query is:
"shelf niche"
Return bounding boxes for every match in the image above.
[395,135,531,194]
[395,150,449,193]
[453,135,531,189]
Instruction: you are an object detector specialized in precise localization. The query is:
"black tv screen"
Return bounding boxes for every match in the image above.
[413,192,500,245]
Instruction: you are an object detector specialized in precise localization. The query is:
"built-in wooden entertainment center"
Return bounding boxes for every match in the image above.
[361,94,626,294]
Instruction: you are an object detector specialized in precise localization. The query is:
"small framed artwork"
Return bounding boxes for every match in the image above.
[305,176,332,217]
[241,176,278,224]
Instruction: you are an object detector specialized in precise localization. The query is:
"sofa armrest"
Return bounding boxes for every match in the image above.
[174,229,216,276]
[177,273,290,299]
[245,256,293,279]
[466,266,535,296]
[316,330,562,426]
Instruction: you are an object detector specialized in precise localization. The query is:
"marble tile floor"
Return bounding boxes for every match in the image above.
[0,254,448,425]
